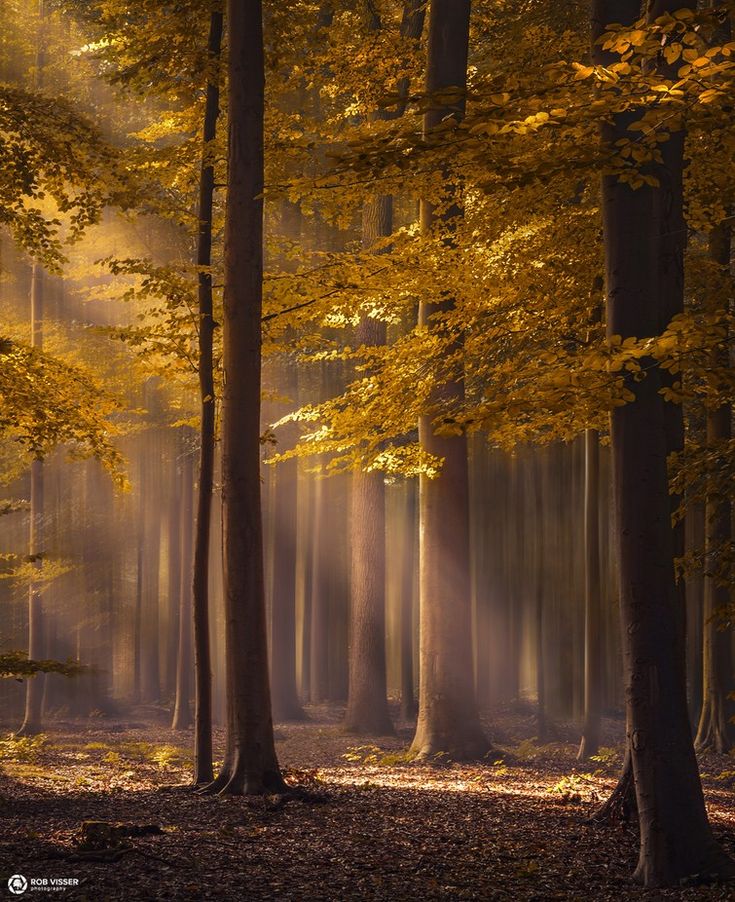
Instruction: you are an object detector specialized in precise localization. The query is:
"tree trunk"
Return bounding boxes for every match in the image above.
[344,194,394,735]
[18,1,46,738]
[192,5,222,785]
[685,501,705,727]
[166,443,182,701]
[309,468,330,703]
[172,440,194,730]
[208,0,283,795]
[410,0,488,761]
[594,0,734,884]
[400,478,417,720]
[270,355,305,721]
[578,429,601,759]
[694,221,733,753]
[533,451,547,743]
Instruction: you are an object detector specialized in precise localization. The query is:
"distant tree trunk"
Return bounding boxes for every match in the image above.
[533,452,547,742]
[594,0,734,884]
[344,194,394,735]
[172,442,194,731]
[685,501,704,726]
[296,453,313,703]
[192,5,222,785]
[578,429,601,759]
[695,220,733,753]
[270,353,305,721]
[208,0,283,795]
[166,445,182,700]
[410,0,488,761]
[400,478,417,720]
[309,469,330,704]
[132,536,143,705]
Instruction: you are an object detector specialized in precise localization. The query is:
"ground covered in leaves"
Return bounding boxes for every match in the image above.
[1,704,734,900]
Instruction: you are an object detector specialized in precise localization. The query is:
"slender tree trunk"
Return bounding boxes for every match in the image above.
[192,5,222,785]
[133,536,143,705]
[533,452,547,742]
[578,429,601,759]
[344,194,394,735]
[208,0,283,795]
[411,0,488,761]
[166,444,182,701]
[309,467,330,703]
[18,0,46,739]
[695,221,733,753]
[270,355,305,721]
[594,0,734,884]
[686,501,705,726]
[400,478,417,720]
[173,441,194,730]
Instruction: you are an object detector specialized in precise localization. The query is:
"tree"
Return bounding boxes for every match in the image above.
[18,0,47,738]
[192,3,223,785]
[577,426,601,759]
[694,217,733,753]
[345,197,394,736]
[410,0,488,761]
[208,0,283,795]
[594,0,735,885]
[172,437,194,731]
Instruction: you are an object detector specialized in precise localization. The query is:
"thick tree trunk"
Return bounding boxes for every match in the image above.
[411,0,488,761]
[344,195,394,735]
[594,0,734,884]
[172,443,194,731]
[209,0,283,795]
[192,6,222,785]
[695,221,733,753]
[578,429,601,759]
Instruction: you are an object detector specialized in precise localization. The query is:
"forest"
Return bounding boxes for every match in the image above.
[0,0,734,898]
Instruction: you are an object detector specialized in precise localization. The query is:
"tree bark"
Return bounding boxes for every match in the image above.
[192,5,222,785]
[207,0,283,795]
[18,0,46,739]
[694,221,733,753]
[533,451,547,743]
[270,353,306,721]
[344,195,394,735]
[594,0,735,884]
[578,429,601,759]
[400,478,417,720]
[410,0,488,761]
[172,440,194,731]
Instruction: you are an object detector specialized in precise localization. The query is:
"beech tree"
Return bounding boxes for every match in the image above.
[410,0,488,761]
[594,0,734,886]
[208,0,283,795]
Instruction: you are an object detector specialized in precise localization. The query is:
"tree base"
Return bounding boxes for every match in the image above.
[272,700,307,723]
[588,755,635,825]
[200,752,287,797]
[634,841,735,888]
[343,713,395,737]
[16,721,42,737]
[410,724,490,762]
[577,733,600,762]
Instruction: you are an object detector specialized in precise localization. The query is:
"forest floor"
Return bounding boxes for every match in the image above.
[0,703,734,901]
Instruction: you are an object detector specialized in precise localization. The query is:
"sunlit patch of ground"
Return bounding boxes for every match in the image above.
[0,707,733,900]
